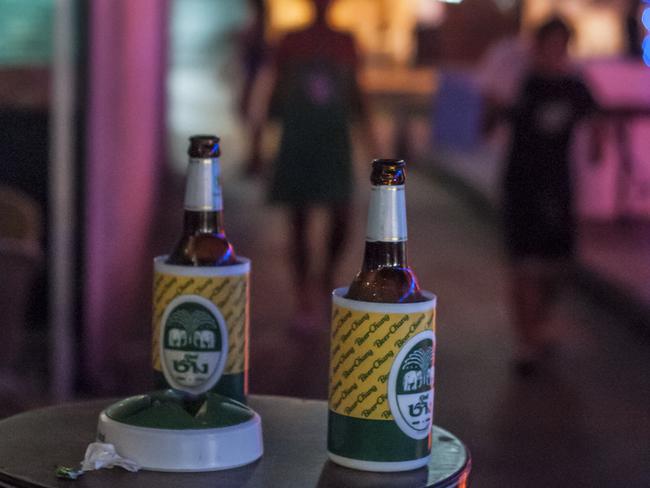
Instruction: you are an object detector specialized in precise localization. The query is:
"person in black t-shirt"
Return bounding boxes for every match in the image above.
[503,18,599,375]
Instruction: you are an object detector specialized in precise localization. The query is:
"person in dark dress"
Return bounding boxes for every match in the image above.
[503,18,598,374]
[260,0,373,326]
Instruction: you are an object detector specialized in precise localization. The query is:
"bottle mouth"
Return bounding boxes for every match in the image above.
[188,135,221,158]
[373,159,406,168]
[371,159,406,185]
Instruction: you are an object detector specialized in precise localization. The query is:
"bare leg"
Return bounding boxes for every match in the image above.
[244,124,264,176]
[290,206,310,307]
[512,267,545,348]
[537,262,569,348]
[289,206,325,332]
[323,201,351,291]
[511,263,552,374]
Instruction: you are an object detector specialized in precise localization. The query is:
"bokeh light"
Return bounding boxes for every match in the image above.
[642,8,650,31]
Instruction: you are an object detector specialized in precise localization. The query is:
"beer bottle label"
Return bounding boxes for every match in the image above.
[366,185,407,242]
[184,157,223,211]
[328,288,436,464]
[388,330,435,440]
[152,257,250,399]
[159,295,228,395]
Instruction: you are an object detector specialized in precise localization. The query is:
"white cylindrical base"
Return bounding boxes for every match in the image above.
[327,451,430,472]
[97,411,263,472]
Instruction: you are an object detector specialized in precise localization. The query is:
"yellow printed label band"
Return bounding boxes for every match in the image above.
[152,258,249,381]
[329,289,436,423]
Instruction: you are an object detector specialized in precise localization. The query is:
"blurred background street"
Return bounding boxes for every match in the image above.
[1,0,650,486]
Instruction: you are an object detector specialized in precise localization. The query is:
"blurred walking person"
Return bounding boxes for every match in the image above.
[237,0,270,176]
[502,18,599,375]
[255,0,373,328]
[624,0,643,59]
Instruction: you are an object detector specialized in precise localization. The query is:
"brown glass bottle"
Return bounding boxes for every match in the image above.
[167,135,237,266]
[155,135,245,402]
[346,159,425,303]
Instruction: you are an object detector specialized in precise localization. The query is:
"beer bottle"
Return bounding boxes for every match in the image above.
[346,159,425,303]
[328,159,435,471]
[167,135,237,266]
[153,135,250,402]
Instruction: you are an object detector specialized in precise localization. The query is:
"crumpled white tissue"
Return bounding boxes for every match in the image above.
[80,442,140,473]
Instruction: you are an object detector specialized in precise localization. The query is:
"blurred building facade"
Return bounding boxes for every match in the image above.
[265,0,635,65]
[1,0,648,403]
[0,0,53,403]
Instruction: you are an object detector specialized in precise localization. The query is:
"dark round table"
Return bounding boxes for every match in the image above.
[0,395,470,487]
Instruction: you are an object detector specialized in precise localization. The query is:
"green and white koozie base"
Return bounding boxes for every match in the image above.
[97,390,263,472]
[96,253,261,472]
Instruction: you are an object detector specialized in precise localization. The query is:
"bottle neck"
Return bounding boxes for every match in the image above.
[182,211,225,235]
[184,157,223,213]
[362,184,408,269]
[361,241,407,270]
[182,157,225,234]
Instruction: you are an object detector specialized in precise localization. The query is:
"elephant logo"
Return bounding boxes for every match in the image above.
[164,308,219,351]
[402,369,426,391]
[399,347,433,393]
[160,295,228,395]
[168,328,187,347]
[388,330,435,440]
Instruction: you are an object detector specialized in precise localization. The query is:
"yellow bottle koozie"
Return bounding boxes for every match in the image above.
[152,256,250,402]
[328,287,436,472]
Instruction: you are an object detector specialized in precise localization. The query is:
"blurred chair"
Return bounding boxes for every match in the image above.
[0,185,43,384]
